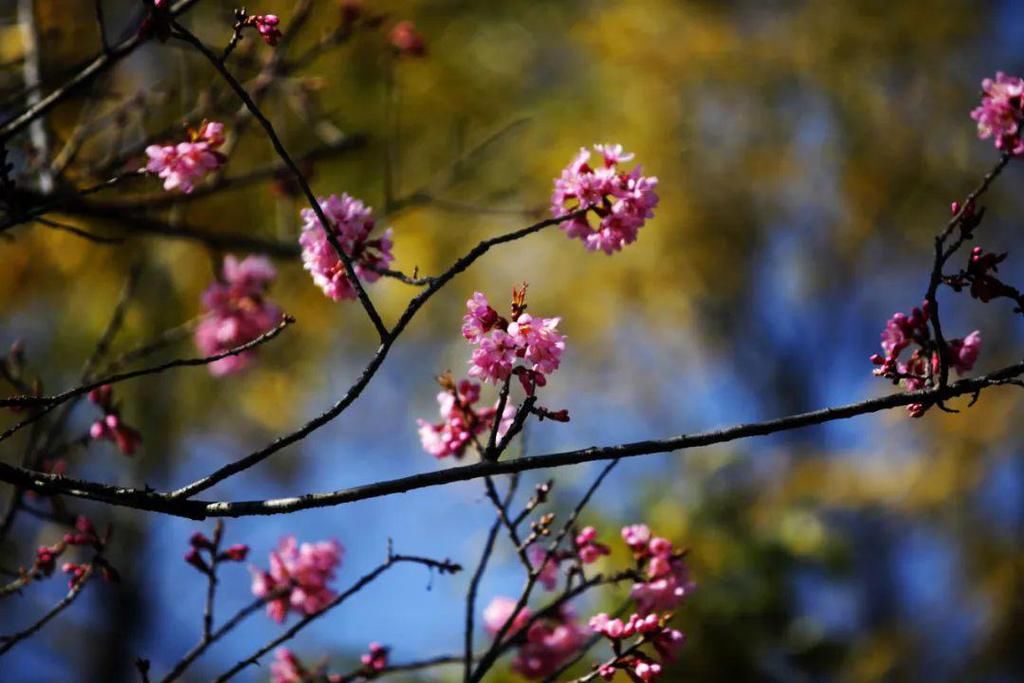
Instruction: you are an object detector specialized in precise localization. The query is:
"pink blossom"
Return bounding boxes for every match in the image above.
[970,72,1024,155]
[946,330,982,374]
[270,649,304,683]
[483,596,531,635]
[298,193,394,301]
[870,303,984,416]
[634,661,663,681]
[360,642,389,672]
[250,536,343,623]
[143,121,227,193]
[590,611,685,679]
[462,292,499,342]
[507,314,567,377]
[621,527,694,614]
[509,608,586,679]
[622,524,652,551]
[529,545,561,590]
[551,144,659,253]
[195,254,282,376]
[463,291,566,387]
[575,526,610,564]
[90,413,142,455]
[252,15,282,45]
[631,556,693,615]
[468,331,520,383]
[417,379,515,459]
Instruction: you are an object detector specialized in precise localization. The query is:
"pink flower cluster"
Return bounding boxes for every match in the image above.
[249,14,282,45]
[483,596,532,635]
[483,598,587,679]
[946,246,1024,311]
[971,72,1024,155]
[360,642,389,673]
[417,378,514,459]
[530,526,609,591]
[551,144,659,254]
[57,516,119,588]
[575,526,611,564]
[590,612,685,681]
[144,121,226,193]
[250,536,343,623]
[869,303,982,416]
[195,255,282,376]
[622,524,694,614]
[462,289,566,394]
[88,385,142,456]
[299,193,394,301]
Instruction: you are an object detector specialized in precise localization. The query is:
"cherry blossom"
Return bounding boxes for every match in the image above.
[869,303,983,414]
[483,596,531,635]
[590,611,685,681]
[970,72,1024,155]
[574,526,610,564]
[529,545,561,590]
[551,144,659,253]
[143,121,227,193]
[195,254,282,376]
[417,377,514,459]
[511,608,587,679]
[299,193,394,301]
[250,536,343,623]
[623,527,694,614]
[463,289,566,392]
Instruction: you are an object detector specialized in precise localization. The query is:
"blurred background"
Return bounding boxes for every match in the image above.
[2,0,1024,681]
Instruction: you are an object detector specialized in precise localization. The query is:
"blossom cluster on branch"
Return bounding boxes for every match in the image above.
[483,524,692,680]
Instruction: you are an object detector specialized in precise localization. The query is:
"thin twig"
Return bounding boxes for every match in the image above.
[0,316,294,444]
[0,0,201,143]
[0,566,93,655]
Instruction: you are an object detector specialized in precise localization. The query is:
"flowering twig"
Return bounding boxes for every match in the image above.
[0,316,295,444]
[169,22,389,340]
[924,152,1013,400]
[166,210,584,501]
[211,548,461,682]
[469,459,620,681]
[0,563,93,656]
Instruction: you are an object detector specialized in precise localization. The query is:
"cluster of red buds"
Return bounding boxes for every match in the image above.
[88,385,142,456]
[59,516,119,588]
[184,524,249,575]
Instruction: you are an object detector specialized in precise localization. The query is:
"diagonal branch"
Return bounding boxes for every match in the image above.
[169,23,389,340]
